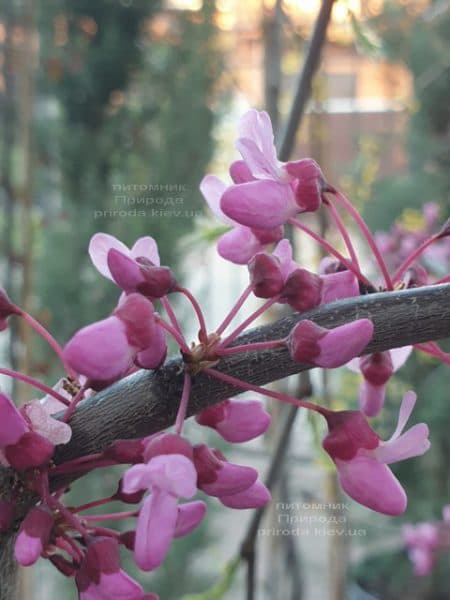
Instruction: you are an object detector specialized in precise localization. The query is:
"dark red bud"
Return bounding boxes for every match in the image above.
[360,352,393,386]
[248,253,284,298]
[281,269,322,312]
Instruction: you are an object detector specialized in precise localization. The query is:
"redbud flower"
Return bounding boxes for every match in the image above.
[89,233,176,298]
[218,110,327,229]
[0,392,56,470]
[122,447,198,571]
[200,169,283,265]
[14,506,53,566]
[63,294,167,381]
[75,537,156,600]
[288,319,374,368]
[323,391,430,515]
[195,398,271,442]
[403,522,439,576]
[193,444,257,497]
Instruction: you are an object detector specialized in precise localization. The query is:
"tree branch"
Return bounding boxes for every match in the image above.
[54,284,450,466]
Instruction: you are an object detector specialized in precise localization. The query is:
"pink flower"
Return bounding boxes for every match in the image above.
[122,439,199,571]
[347,346,413,417]
[288,318,374,368]
[0,392,55,470]
[63,294,167,381]
[195,398,271,442]
[218,110,327,230]
[200,166,283,265]
[219,480,271,509]
[75,537,156,600]
[89,233,176,298]
[323,391,430,515]
[403,522,440,576]
[193,444,257,497]
[15,506,53,566]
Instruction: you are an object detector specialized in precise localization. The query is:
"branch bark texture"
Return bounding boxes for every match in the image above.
[54,284,450,465]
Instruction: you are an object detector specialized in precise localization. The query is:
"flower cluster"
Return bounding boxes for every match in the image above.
[0,109,447,598]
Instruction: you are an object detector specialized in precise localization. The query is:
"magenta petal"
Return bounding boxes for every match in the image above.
[174,501,207,538]
[200,462,257,497]
[229,160,254,183]
[130,236,160,266]
[83,571,145,600]
[5,431,54,469]
[316,319,374,368]
[220,480,271,509]
[375,424,430,464]
[63,316,133,381]
[122,464,154,494]
[136,325,167,370]
[359,381,386,417]
[107,249,144,292]
[320,270,359,304]
[135,490,178,571]
[200,175,234,225]
[88,233,130,280]
[0,393,28,446]
[197,399,271,443]
[14,507,53,566]
[146,454,197,498]
[336,455,407,515]
[221,180,297,229]
[217,226,264,265]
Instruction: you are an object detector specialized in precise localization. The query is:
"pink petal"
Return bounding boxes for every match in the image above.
[390,391,418,440]
[289,319,373,368]
[320,270,359,304]
[390,346,413,371]
[217,226,264,265]
[409,547,435,576]
[83,571,145,600]
[200,175,235,225]
[146,454,197,498]
[107,250,144,292]
[130,237,160,266]
[336,455,407,516]
[200,461,257,497]
[14,506,53,566]
[24,402,72,445]
[375,423,430,464]
[136,325,167,370]
[174,501,206,538]
[88,233,130,280]
[219,480,271,509]
[63,316,133,381]
[272,239,296,280]
[237,110,278,179]
[316,319,373,368]
[0,393,28,446]
[359,381,386,417]
[5,431,54,470]
[221,180,298,229]
[196,399,271,443]
[121,464,153,494]
[229,160,254,183]
[135,490,178,571]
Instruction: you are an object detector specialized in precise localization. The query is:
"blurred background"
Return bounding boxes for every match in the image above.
[0,0,449,598]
